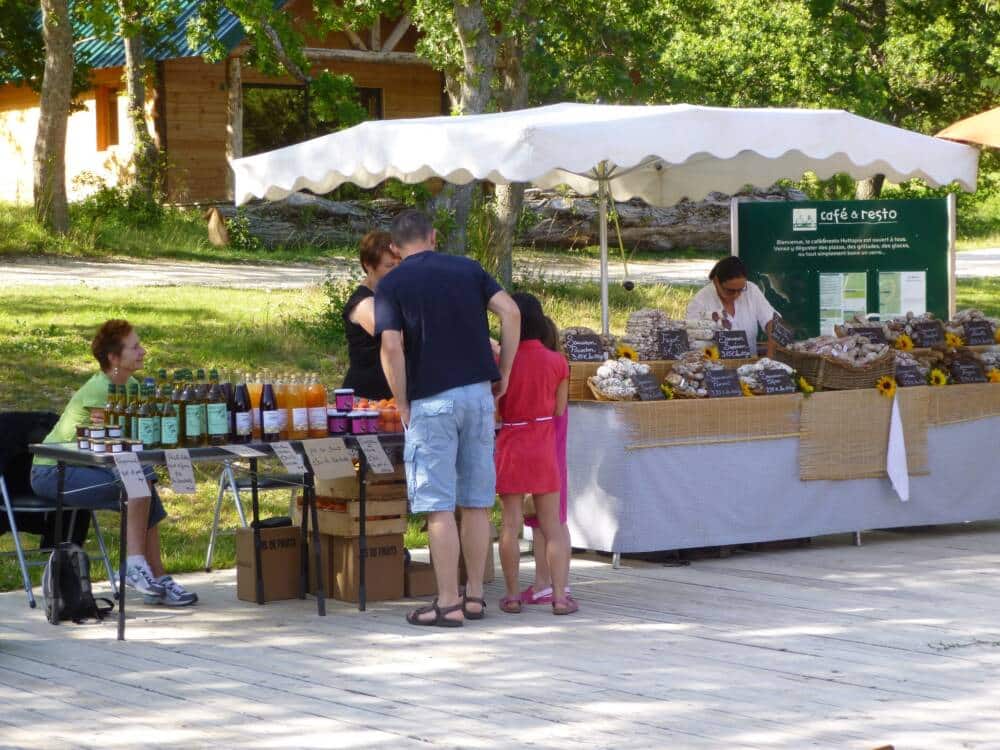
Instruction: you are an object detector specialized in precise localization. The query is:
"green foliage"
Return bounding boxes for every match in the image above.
[74,176,165,229]
[381,179,433,207]
[227,208,264,252]
[310,270,365,349]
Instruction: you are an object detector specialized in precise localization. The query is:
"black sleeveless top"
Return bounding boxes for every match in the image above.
[342,285,392,400]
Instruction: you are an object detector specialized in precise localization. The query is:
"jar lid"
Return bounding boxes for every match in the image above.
[334,388,354,395]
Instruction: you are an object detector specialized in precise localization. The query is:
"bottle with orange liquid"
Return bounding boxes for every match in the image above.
[248,372,264,441]
[275,373,289,439]
[288,374,309,440]
[306,373,328,438]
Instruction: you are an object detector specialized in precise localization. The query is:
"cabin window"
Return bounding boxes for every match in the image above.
[95,86,119,151]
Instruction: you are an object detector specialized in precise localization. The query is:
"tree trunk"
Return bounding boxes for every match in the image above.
[119,3,160,198]
[855,174,885,200]
[436,1,498,255]
[33,0,73,234]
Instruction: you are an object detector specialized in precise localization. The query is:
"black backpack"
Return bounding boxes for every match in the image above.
[42,543,114,624]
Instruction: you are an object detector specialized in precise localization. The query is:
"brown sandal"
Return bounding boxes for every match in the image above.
[463,595,487,620]
[406,598,464,627]
[552,596,579,615]
[499,595,523,614]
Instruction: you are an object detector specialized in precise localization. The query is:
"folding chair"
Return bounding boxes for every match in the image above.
[0,411,118,608]
[204,460,302,571]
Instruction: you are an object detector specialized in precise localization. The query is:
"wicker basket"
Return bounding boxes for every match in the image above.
[773,346,896,391]
[586,376,636,402]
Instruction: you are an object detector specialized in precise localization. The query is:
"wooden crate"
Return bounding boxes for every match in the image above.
[315,475,407,501]
[293,501,408,538]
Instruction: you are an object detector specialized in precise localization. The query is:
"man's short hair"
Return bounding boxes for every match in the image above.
[391,209,434,248]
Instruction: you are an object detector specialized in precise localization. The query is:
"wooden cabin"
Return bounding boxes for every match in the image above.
[0,1,445,204]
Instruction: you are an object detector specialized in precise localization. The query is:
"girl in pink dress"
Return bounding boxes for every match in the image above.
[495,295,575,615]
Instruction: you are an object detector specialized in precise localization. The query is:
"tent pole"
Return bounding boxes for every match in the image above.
[599,176,610,336]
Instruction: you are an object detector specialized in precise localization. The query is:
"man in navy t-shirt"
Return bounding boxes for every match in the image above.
[376,209,520,627]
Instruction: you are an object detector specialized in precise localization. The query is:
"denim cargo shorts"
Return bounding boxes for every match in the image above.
[403,381,496,513]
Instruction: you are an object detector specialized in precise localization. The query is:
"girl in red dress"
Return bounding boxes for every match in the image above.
[495,294,576,615]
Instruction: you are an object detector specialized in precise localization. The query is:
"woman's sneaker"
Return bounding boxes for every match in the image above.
[125,563,166,597]
[143,576,198,607]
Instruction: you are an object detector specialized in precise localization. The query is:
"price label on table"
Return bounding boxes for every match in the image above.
[761,369,796,394]
[895,364,925,387]
[704,369,742,398]
[656,329,689,360]
[302,437,355,479]
[563,331,605,362]
[713,329,753,359]
[854,326,887,345]
[272,441,306,474]
[113,452,150,500]
[633,371,666,401]
[769,314,794,349]
[356,435,395,474]
[963,320,995,346]
[949,359,987,384]
[911,321,945,348]
[163,449,196,494]
[223,444,267,459]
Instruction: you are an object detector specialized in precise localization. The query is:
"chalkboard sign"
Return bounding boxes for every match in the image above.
[949,359,987,384]
[713,330,753,359]
[704,369,742,398]
[633,371,666,401]
[656,329,689,360]
[770,315,794,348]
[895,364,925,387]
[854,326,887,345]
[963,320,995,346]
[911,320,945,348]
[563,331,605,362]
[761,369,796,394]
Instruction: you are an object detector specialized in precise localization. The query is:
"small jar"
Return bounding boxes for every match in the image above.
[90,438,107,454]
[75,424,91,439]
[365,410,380,434]
[327,409,348,436]
[89,426,107,440]
[108,439,124,454]
[127,440,144,452]
[348,411,367,434]
[334,388,354,412]
[76,436,90,451]
[106,425,123,439]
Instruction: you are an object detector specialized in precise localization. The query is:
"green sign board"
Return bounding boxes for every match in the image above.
[735,198,953,338]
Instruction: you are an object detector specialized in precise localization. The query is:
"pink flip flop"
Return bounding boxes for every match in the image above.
[519,585,553,604]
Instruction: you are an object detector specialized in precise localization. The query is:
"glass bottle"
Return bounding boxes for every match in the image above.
[206,369,229,445]
[160,388,179,449]
[260,380,280,442]
[274,373,289,440]
[126,382,140,440]
[171,370,187,446]
[116,385,128,429]
[137,384,160,449]
[288,374,309,440]
[103,383,118,428]
[248,371,263,441]
[183,372,205,447]
[232,374,253,443]
[306,373,328,438]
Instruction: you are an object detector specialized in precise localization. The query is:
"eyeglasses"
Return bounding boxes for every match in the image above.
[718,283,746,297]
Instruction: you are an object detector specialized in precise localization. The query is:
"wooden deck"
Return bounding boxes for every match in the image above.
[3,525,1000,749]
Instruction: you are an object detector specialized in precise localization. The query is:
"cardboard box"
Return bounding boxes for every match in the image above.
[308,533,404,603]
[293,500,408,537]
[405,561,437,598]
[236,525,301,603]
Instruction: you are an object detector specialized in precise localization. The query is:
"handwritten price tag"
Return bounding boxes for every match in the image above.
[302,438,355,480]
[163,449,197,494]
[272,441,306,474]
[113,452,150,500]
[356,435,395,474]
[223,444,267,459]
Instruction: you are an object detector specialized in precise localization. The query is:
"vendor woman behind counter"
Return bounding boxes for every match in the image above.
[686,257,776,350]
[342,231,399,400]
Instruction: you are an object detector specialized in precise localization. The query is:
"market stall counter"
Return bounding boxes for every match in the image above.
[30,434,403,641]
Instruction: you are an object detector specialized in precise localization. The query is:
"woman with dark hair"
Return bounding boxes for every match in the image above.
[686,256,776,347]
[495,294,576,615]
[342,230,399,399]
[31,320,197,606]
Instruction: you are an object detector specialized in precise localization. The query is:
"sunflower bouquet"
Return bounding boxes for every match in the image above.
[928,367,950,387]
[894,333,915,352]
[944,331,964,349]
[875,375,897,399]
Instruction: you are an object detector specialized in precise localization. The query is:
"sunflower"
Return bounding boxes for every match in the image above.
[875,375,897,400]
[660,383,674,399]
[894,334,915,352]
[944,332,964,349]
[797,376,815,395]
[989,368,1000,384]
[928,368,949,387]
[995,328,1000,344]
[740,381,754,397]
[615,343,639,362]
[703,344,721,361]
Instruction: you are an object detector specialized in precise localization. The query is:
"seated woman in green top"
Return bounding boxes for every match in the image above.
[31,320,196,607]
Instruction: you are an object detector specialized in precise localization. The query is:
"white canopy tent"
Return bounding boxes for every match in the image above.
[231,102,980,334]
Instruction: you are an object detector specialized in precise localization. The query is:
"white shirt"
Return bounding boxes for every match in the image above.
[686,281,776,345]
